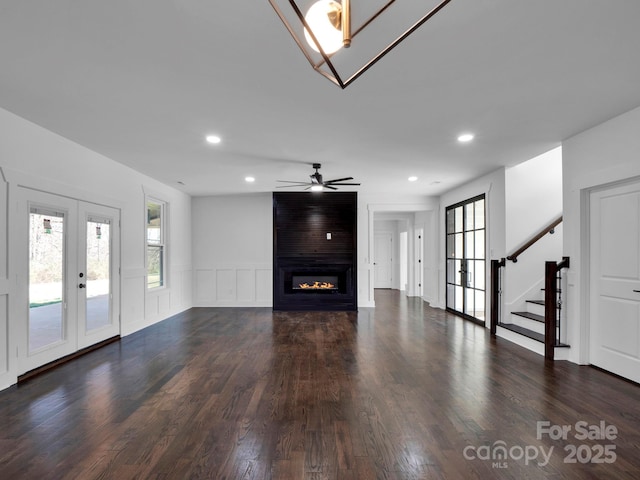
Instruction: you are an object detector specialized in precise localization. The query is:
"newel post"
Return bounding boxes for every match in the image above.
[544,261,558,360]
[490,259,505,336]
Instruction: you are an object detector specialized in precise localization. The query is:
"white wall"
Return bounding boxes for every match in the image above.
[503,147,563,310]
[563,104,640,364]
[192,194,272,306]
[191,192,438,309]
[0,174,8,385]
[0,107,192,390]
[438,169,506,313]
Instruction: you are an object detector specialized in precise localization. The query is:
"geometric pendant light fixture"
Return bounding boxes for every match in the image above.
[268,0,453,89]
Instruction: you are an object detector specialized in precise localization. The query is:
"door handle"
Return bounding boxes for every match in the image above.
[79,283,86,289]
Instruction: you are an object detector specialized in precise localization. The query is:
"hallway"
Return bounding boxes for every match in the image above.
[0,290,638,479]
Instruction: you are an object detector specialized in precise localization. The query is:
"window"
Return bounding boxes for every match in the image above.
[146,199,165,289]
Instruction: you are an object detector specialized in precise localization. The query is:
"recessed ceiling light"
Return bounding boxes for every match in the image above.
[206,135,222,144]
[458,133,474,143]
[408,176,418,182]
[245,176,255,183]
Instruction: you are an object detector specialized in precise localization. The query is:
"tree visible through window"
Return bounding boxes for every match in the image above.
[147,200,165,289]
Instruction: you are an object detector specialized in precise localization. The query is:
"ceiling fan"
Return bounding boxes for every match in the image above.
[276,163,360,191]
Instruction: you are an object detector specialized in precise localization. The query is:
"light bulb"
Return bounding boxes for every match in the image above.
[304,1,343,54]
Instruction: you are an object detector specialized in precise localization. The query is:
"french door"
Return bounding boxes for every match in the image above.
[446,195,486,322]
[17,188,120,374]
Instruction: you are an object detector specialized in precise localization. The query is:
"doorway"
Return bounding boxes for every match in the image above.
[589,179,640,383]
[445,195,486,322]
[17,188,120,374]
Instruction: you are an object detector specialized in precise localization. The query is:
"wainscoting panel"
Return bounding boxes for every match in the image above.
[167,266,191,314]
[0,294,7,375]
[237,269,253,302]
[216,269,236,302]
[145,295,160,319]
[196,269,215,304]
[256,269,272,303]
[194,265,272,307]
[121,272,146,335]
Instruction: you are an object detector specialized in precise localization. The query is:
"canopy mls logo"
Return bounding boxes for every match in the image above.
[463,441,553,469]
[463,420,619,469]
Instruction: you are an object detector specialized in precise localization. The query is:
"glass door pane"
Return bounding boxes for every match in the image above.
[29,210,65,352]
[85,219,111,331]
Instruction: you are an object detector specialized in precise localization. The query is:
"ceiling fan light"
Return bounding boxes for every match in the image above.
[311,185,324,192]
[303,0,344,54]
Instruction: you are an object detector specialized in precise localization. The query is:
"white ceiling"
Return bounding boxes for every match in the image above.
[1,1,640,197]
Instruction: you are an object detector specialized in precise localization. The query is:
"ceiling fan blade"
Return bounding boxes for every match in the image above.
[324,177,353,184]
[276,184,311,188]
[324,185,338,190]
[327,182,360,186]
[277,180,312,184]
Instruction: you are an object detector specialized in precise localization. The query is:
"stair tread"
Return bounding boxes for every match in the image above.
[526,300,545,306]
[512,311,544,322]
[500,323,545,343]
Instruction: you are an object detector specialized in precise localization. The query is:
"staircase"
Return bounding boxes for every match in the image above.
[499,295,570,357]
[503,299,546,343]
[492,257,571,359]
[490,214,571,359]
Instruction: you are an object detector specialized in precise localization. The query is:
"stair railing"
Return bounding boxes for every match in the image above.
[506,215,562,263]
[491,215,562,335]
[544,257,570,359]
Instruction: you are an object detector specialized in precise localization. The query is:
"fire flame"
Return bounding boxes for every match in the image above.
[299,281,335,289]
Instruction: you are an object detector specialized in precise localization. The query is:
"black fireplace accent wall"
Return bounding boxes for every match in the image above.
[273,192,357,311]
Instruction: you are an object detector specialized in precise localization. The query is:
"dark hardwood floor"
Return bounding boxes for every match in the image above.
[1,290,639,479]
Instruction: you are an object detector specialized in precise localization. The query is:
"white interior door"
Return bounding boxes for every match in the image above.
[590,180,640,383]
[416,229,424,297]
[17,188,120,374]
[374,233,393,288]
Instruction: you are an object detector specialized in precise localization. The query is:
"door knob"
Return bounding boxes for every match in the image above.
[79,283,86,289]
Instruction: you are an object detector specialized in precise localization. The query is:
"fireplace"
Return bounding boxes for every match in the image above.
[292,275,339,292]
[275,261,354,309]
[273,192,357,311]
